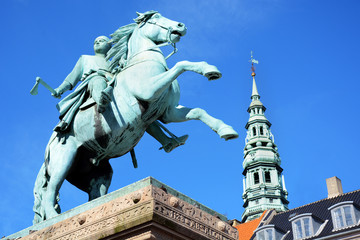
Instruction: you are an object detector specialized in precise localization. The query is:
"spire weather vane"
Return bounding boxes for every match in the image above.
[249,51,259,75]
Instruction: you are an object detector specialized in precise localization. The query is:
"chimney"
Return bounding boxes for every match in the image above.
[326,176,343,198]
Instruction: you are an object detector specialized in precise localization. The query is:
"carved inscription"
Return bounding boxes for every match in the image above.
[151,186,238,240]
[154,201,234,240]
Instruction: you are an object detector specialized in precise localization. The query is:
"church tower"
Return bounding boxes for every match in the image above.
[241,54,289,222]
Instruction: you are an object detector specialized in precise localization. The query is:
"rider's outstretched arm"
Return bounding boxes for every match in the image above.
[52,56,84,98]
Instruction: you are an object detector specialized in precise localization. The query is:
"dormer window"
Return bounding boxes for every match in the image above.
[289,213,324,239]
[328,201,360,230]
[254,225,285,240]
[293,217,310,238]
[256,228,274,240]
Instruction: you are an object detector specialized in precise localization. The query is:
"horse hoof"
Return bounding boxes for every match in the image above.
[203,65,222,81]
[218,126,239,141]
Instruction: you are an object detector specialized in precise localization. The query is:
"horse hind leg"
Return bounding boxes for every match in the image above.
[162,105,239,140]
[42,136,78,220]
[33,162,50,224]
[88,160,113,201]
[66,158,113,201]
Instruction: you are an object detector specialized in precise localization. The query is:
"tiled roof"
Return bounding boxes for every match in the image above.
[235,211,267,240]
[258,190,360,240]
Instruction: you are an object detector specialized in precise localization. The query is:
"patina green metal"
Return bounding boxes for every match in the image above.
[32,11,238,223]
[241,55,288,222]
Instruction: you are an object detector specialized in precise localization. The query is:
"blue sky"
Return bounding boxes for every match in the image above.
[1,0,360,237]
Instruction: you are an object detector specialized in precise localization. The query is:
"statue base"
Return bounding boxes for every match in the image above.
[5,177,238,240]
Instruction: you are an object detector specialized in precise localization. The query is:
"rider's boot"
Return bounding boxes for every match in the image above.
[97,89,112,113]
[160,134,189,153]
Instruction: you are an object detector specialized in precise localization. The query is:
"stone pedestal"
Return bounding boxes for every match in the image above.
[6,177,238,240]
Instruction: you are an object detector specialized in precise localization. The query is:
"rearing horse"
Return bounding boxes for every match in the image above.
[33,11,238,223]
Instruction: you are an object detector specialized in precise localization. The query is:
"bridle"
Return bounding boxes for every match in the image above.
[128,17,181,61]
[147,19,181,60]
[147,20,177,45]
[114,16,183,75]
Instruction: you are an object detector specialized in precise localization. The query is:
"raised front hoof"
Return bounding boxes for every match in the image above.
[203,65,222,81]
[218,126,239,141]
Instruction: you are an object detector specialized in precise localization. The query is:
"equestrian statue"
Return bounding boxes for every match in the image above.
[32,10,238,224]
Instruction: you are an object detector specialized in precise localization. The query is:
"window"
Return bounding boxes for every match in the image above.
[289,213,323,239]
[260,126,264,135]
[329,201,360,230]
[265,171,271,183]
[253,127,257,136]
[254,172,260,184]
[293,218,310,239]
[257,229,273,240]
[255,225,284,240]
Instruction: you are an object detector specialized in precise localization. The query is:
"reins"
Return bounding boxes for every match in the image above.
[118,32,178,73]
[107,39,177,86]
[109,15,180,84]
[126,41,177,63]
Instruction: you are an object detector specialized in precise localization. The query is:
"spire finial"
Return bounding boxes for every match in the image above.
[249,51,259,77]
[249,51,260,98]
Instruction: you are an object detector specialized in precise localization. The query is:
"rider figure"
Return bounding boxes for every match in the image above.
[53,35,187,153]
[53,35,112,132]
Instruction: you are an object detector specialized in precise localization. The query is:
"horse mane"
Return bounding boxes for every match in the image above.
[106,23,137,71]
[106,11,159,71]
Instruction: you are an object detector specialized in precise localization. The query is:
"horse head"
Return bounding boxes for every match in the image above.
[135,11,187,44]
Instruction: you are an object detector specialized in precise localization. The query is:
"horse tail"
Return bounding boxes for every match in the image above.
[33,133,61,224]
[32,162,48,224]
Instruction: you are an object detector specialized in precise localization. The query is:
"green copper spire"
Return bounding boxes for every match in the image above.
[241,52,289,222]
[251,75,260,98]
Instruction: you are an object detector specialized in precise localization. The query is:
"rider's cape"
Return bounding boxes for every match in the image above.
[56,75,91,128]
[54,55,109,131]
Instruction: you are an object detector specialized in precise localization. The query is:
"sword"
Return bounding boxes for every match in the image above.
[30,77,57,96]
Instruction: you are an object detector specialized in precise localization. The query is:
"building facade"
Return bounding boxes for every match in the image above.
[250,177,360,240]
